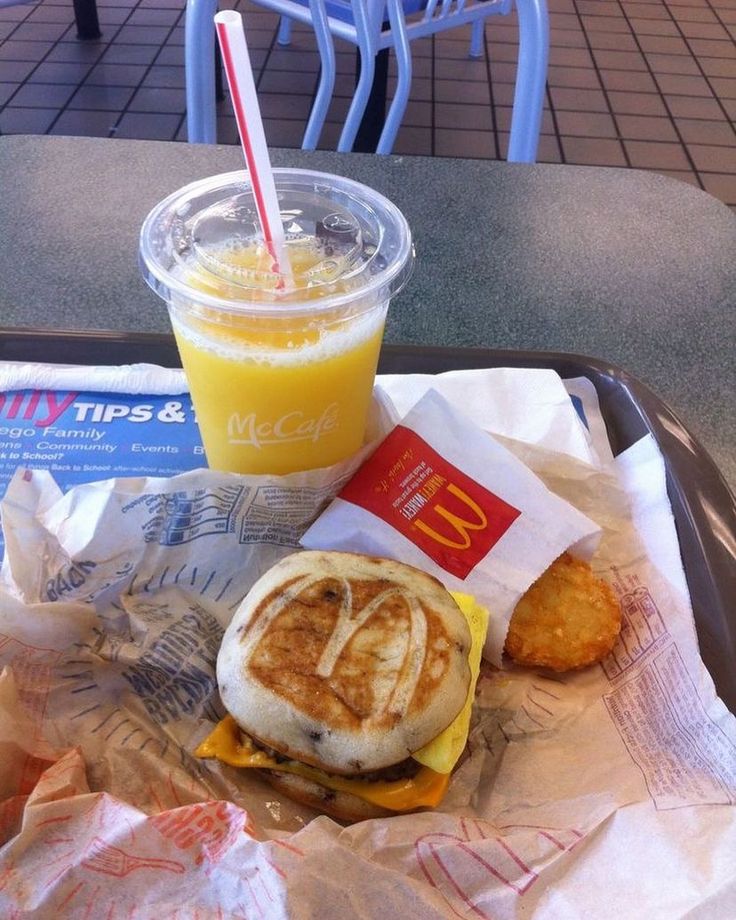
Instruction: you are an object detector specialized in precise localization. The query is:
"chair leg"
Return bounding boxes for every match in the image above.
[302,0,336,149]
[469,19,484,58]
[507,0,549,163]
[337,0,378,152]
[338,47,375,152]
[376,0,412,155]
[277,16,292,45]
[185,0,219,144]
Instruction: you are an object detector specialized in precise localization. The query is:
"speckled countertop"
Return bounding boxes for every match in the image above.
[1,135,734,490]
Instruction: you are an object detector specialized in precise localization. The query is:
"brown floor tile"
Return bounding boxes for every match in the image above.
[550,12,581,30]
[393,125,433,157]
[113,111,182,140]
[718,97,736,119]
[128,86,185,114]
[549,86,610,112]
[689,143,736,172]
[484,42,520,64]
[670,8,719,24]
[401,99,433,128]
[550,29,590,49]
[127,8,180,27]
[581,14,632,34]
[434,57,489,82]
[0,81,17,105]
[8,82,75,108]
[258,69,317,95]
[561,135,627,166]
[435,79,490,104]
[50,108,119,137]
[547,65,602,88]
[699,56,736,78]
[11,22,69,41]
[629,18,681,37]
[587,31,640,51]
[700,172,736,204]
[87,63,148,86]
[27,61,91,84]
[576,0,624,17]
[141,66,186,90]
[435,128,496,158]
[625,139,691,168]
[259,92,313,120]
[646,52,702,75]
[607,90,668,115]
[0,105,57,133]
[623,3,672,20]
[114,25,171,45]
[599,69,659,92]
[709,76,736,97]
[593,49,650,71]
[555,109,618,137]
[687,38,736,57]
[655,72,716,95]
[435,101,493,130]
[675,117,736,144]
[637,35,692,54]
[665,94,726,118]
[548,46,595,67]
[101,44,158,65]
[678,20,732,40]
[491,82,518,105]
[0,40,55,61]
[616,113,679,140]
[68,84,134,110]
[267,48,320,73]
[490,61,520,84]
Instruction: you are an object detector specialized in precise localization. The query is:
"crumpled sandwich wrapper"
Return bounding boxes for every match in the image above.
[0,367,734,919]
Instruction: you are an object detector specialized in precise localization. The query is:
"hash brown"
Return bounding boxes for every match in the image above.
[504,553,621,672]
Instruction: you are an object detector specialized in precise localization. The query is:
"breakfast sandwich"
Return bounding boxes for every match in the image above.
[196,551,488,823]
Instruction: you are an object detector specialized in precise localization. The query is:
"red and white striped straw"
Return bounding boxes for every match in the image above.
[214,10,292,287]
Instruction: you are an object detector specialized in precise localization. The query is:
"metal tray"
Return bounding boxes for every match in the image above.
[1,327,734,712]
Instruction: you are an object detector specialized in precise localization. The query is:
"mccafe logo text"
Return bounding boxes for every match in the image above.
[227,402,339,448]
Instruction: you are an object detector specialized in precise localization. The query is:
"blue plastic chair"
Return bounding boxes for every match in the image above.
[185,0,549,161]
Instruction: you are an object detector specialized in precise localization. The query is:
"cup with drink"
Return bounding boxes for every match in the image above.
[139,168,412,475]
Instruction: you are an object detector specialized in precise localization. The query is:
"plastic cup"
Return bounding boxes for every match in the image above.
[140,168,413,475]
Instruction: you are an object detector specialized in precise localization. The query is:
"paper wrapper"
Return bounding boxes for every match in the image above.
[302,387,602,664]
[1,368,735,919]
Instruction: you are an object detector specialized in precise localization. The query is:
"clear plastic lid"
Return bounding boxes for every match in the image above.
[139,168,414,317]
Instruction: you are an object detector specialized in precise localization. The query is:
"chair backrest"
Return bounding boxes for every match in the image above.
[184,0,548,161]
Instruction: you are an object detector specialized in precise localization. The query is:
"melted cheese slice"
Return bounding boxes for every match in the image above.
[195,715,449,811]
[412,593,489,774]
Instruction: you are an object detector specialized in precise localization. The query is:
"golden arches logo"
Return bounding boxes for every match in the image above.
[413,484,488,549]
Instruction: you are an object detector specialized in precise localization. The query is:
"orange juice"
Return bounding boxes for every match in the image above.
[140,169,413,474]
[171,270,386,473]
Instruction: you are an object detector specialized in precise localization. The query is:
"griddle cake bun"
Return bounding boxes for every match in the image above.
[217,550,472,775]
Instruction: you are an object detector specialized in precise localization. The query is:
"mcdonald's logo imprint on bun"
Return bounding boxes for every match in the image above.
[339,426,521,579]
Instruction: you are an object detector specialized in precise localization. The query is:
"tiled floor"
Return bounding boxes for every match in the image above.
[1,0,736,207]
